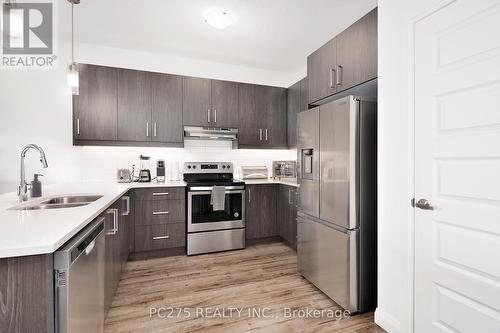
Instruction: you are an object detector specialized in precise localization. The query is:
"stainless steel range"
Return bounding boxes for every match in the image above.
[184,162,245,255]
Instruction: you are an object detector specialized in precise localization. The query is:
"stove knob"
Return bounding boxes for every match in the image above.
[193,165,197,169]
[187,165,191,169]
[227,165,231,169]
[222,165,226,169]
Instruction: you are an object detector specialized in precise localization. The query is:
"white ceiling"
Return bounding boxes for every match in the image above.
[59,0,377,74]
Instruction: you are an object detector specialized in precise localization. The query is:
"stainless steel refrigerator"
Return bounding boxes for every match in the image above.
[297,95,377,313]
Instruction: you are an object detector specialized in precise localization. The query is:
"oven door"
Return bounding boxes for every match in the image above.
[187,187,245,232]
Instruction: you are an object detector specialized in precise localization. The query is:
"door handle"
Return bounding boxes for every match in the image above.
[248,188,251,202]
[207,109,211,123]
[265,129,268,141]
[154,122,157,137]
[152,211,169,215]
[146,122,149,137]
[106,208,118,235]
[153,235,169,240]
[329,68,336,88]
[288,189,293,205]
[336,65,342,86]
[259,128,263,141]
[414,199,434,210]
[214,109,217,123]
[76,118,80,135]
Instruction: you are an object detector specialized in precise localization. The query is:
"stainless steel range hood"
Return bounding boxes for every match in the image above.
[184,126,238,141]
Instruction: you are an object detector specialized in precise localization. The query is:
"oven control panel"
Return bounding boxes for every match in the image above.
[183,162,233,174]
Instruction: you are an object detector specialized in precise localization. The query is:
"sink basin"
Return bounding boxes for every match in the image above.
[40,195,103,205]
[10,195,103,211]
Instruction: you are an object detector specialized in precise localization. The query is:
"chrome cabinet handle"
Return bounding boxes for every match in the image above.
[121,196,130,216]
[259,128,263,141]
[248,188,251,202]
[76,118,80,135]
[152,192,169,196]
[153,235,169,240]
[106,208,118,235]
[414,198,434,210]
[329,68,336,88]
[336,65,342,85]
[214,109,217,123]
[288,189,292,205]
[154,122,157,137]
[265,129,268,141]
[152,211,169,215]
[207,109,211,123]
[146,122,149,137]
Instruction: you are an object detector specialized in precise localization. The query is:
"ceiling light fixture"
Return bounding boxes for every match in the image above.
[67,0,80,95]
[204,9,236,29]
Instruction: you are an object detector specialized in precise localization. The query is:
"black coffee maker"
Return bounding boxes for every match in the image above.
[138,155,151,182]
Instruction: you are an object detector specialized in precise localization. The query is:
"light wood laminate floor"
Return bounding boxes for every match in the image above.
[105,242,385,333]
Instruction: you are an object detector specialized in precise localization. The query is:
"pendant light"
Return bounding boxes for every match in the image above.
[67,0,80,95]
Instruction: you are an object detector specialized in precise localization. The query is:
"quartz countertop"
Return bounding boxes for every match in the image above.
[238,178,299,187]
[0,180,186,258]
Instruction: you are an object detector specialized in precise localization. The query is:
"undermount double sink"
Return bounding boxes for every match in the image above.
[11,195,103,211]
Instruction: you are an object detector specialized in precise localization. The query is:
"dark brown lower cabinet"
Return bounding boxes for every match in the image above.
[278,184,298,249]
[245,184,278,240]
[0,254,54,333]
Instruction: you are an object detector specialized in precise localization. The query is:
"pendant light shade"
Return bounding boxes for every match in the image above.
[67,1,79,95]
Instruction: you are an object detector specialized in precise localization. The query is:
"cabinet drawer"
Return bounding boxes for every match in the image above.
[135,223,185,252]
[135,199,185,226]
[134,187,185,201]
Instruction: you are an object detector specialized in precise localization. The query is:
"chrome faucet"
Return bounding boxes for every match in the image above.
[18,144,48,203]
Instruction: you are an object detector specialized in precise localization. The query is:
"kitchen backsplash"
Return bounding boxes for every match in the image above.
[79,140,296,182]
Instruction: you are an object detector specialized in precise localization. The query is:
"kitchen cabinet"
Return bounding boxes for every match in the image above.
[278,184,298,249]
[336,8,377,92]
[132,187,186,253]
[117,69,152,142]
[151,73,183,144]
[238,84,287,148]
[245,184,278,240]
[287,77,309,147]
[183,77,239,128]
[307,8,377,104]
[73,64,118,142]
[308,38,337,104]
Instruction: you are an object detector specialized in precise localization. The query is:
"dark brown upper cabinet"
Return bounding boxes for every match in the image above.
[336,8,377,92]
[183,77,238,128]
[182,76,211,127]
[73,64,118,142]
[287,77,309,147]
[308,7,377,104]
[151,73,183,144]
[117,69,152,142]
[308,38,337,104]
[238,83,287,148]
[211,79,239,128]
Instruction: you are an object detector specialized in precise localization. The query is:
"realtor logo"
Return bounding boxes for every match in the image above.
[1,1,57,68]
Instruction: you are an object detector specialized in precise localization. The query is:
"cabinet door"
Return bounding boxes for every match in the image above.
[73,64,117,141]
[211,80,239,128]
[151,73,183,143]
[182,77,211,126]
[299,77,309,112]
[287,81,301,147]
[256,86,287,148]
[238,83,260,146]
[307,38,337,104]
[336,8,377,91]
[257,184,278,238]
[117,69,152,141]
[245,185,259,240]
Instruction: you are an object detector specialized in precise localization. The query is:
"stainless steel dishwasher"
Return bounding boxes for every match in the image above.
[54,216,105,333]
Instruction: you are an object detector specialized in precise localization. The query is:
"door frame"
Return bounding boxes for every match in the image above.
[407,1,456,333]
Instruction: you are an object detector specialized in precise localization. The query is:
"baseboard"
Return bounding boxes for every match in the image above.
[374,308,402,333]
[128,247,186,261]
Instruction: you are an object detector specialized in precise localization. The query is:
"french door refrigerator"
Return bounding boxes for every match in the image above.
[297,95,377,313]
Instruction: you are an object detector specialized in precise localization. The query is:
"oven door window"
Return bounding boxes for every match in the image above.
[191,191,243,223]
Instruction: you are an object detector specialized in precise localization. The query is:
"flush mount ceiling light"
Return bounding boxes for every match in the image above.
[204,9,236,29]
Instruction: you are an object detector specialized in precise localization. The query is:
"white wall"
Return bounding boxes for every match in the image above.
[0,38,297,195]
[376,0,441,332]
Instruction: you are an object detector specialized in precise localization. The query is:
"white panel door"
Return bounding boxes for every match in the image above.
[414,1,500,332]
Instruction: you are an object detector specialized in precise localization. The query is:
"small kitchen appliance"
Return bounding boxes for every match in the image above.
[117,169,132,183]
[272,161,297,179]
[239,166,268,179]
[184,162,246,255]
[156,160,165,183]
[138,155,151,182]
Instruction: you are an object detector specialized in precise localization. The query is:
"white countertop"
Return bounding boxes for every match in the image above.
[0,180,186,259]
[238,178,300,187]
